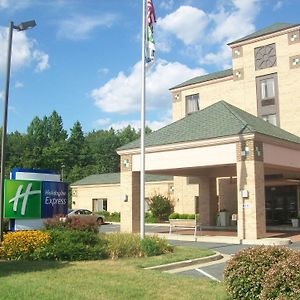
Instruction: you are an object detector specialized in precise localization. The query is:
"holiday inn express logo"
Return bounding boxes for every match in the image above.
[4,180,42,218]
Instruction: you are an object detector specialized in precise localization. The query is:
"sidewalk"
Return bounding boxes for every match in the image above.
[149,226,297,245]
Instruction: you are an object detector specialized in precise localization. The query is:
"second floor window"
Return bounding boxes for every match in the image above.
[256,73,279,126]
[261,78,275,100]
[186,94,199,114]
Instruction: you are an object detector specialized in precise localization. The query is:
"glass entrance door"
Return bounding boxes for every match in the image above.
[265,186,298,225]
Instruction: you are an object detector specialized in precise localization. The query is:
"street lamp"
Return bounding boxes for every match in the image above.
[0,20,36,241]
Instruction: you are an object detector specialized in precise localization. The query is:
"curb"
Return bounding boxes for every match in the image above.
[144,252,223,272]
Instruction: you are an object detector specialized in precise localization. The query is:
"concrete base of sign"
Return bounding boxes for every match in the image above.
[12,219,44,231]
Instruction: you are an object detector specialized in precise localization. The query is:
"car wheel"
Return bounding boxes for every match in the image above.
[97,217,103,225]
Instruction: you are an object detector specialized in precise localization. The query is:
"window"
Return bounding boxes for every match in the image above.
[262,114,277,126]
[186,94,199,114]
[256,73,280,126]
[92,198,107,212]
[261,78,275,100]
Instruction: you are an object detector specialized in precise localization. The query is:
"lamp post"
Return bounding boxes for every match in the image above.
[0,20,36,241]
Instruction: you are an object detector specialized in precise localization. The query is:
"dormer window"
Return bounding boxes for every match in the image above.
[186,94,199,114]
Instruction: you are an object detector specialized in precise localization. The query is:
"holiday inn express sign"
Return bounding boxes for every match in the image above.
[4,179,68,219]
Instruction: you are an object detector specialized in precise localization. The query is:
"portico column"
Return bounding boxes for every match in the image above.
[198,177,218,225]
[120,155,140,233]
[236,140,266,240]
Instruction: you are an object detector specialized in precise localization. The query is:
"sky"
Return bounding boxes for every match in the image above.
[0,0,299,134]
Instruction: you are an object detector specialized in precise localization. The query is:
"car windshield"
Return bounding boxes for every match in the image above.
[68,209,74,213]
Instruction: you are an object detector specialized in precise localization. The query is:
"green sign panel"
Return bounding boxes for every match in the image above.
[4,179,42,219]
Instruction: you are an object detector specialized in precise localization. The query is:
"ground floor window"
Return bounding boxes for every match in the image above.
[92,198,107,212]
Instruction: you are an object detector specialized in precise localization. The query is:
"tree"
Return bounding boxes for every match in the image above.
[66,121,92,183]
[117,125,139,146]
[86,128,121,174]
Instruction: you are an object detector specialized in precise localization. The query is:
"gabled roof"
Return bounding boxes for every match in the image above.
[118,101,300,151]
[71,172,173,186]
[228,22,299,45]
[170,69,232,90]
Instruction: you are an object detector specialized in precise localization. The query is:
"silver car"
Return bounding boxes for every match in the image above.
[67,209,105,225]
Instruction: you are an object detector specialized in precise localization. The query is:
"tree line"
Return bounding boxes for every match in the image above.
[3,111,151,184]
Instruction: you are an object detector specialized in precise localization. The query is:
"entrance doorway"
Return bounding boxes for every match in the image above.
[265,186,298,225]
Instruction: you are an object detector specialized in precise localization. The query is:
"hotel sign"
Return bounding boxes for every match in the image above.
[4,179,68,219]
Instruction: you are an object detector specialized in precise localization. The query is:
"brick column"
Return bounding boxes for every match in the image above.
[236,140,266,240]
[198,177,218,225]
[120,155,140,233]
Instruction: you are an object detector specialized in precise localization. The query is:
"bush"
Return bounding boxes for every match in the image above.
[148,194,174,221]
[104,233,172,259]
[0,230,50,260]
[33,229,107,261]
[104,233,141,259]
[224,246,295,300]
[260,251,300,300]
[145,212,158,223]
[95,211,120,222]
[140,236,172,257]
[169,213,197,219]
[44,216,99,233]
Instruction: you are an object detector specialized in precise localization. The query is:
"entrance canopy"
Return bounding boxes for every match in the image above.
[117,101,300,241]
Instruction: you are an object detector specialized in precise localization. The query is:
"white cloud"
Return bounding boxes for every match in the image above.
[91,59,205,114]
[160,0,175,10]
[0,27,50,73]
[33,50,50,72]
[57,14,117,40]
[273,1,283,10]
[210,0,260,44]
[98,68,109,75]
[95,118,111,127]
[0,0,9,8]
[158,6,209,45]
[200,44,232,68]
[99,117,172,131]
[15,81,24,88]
[0,0,33,10]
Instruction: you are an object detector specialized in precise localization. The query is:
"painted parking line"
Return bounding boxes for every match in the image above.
[195,268,221,282]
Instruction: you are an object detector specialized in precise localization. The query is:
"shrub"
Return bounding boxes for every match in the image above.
[145,212,158,223]
[260,251,300,300]
[104,233,173,259]
[109,212,120,222]
[0,230,50,260]
[148,194,174,221]
[104,233,142,259]
[96,211,120,222]
[169,212,179,219]
[140,236,173,257]
[44,216,99,233]
[169,213,196,219]
[224,246,295,300]
[33,229,107,261]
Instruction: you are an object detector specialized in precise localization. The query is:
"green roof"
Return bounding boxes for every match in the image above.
[228,23,299,45]
[170,69,232,90]
[118,101,300,151]
[71,173,173,186]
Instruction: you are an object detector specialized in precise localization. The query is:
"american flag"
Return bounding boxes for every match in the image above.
[147,0,156,28]
[145,0,156,65]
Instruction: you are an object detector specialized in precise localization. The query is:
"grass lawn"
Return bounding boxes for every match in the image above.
[0,247,229,300]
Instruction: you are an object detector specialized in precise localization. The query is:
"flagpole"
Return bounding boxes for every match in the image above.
[140,0,146,239]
